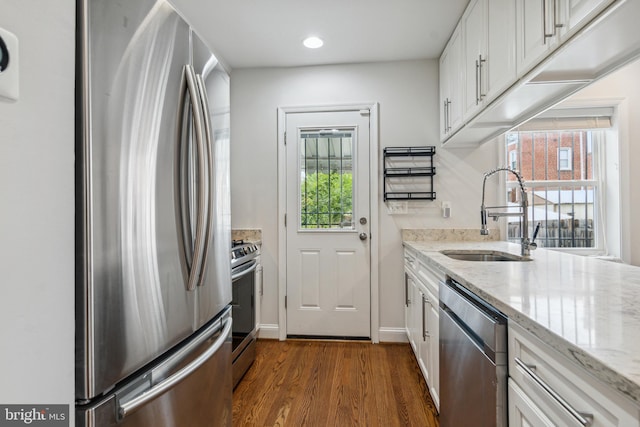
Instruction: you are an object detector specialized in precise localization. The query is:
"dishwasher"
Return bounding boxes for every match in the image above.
[439,279,507,427]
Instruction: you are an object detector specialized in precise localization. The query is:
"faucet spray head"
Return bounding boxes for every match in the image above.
[480,207,489,235]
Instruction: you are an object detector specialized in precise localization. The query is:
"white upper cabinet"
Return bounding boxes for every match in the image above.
[565,0,616,36]
[439,0,636,146]
[486,0,517,102]
[517,0,615,78]
[516,0,562,77]
[439,23,464,140]
[463,0,516,120]
[462,0,486,119]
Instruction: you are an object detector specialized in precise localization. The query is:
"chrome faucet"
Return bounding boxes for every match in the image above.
[480,167,539,257]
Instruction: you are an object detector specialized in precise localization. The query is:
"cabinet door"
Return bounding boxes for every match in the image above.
[427,289,440,411]
[439,23,464,140]
[485,0,516,101]
[405,274,421,353]
[565,0,614,36]
[516,0,556,77]
[463,0,486,120]
[405,272,418,351]
[404,272,411,339]
[418,290,430,385]
[508,379,555,427]
[439,49,450,141]
[463,0,516,119]
[448,26,464,133]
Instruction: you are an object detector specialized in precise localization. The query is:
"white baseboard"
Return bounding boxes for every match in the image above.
[378,327,409,343]
[256,324,408,343]
[256,324,280,340]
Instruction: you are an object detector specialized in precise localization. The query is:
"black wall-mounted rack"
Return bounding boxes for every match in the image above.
[383,146,436,201]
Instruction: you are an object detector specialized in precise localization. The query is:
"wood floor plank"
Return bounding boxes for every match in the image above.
[233,340,439,427]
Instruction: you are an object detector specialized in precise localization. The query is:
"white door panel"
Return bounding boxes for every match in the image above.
[285,110,371,338]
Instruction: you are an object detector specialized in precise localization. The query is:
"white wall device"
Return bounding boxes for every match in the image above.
[442,201,451,218]
[0,27,19,102]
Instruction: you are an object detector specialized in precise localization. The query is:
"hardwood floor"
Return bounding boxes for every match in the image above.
[232,339,439,427]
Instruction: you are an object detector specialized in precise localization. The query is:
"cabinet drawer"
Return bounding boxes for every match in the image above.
[416,259,444,297]
[404,247,417,274]
[509,322,640,427]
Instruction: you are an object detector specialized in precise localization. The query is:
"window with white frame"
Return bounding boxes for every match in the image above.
[558,147,572,171]
[505,128,608,250]
[509,150,518,170]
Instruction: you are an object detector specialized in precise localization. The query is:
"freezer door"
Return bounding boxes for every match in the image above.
[77,309,232,427]
[77,0,195,400]
[190,31,233,328]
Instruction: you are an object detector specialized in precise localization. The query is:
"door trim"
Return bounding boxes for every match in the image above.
[277,103,380,343]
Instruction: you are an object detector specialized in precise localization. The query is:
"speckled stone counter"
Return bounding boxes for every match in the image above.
[403,239,640,406]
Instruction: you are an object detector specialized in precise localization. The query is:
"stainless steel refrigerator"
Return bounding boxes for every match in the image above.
[75,0,232,425]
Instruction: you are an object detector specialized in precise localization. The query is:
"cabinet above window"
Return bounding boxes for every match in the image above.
[439,0,640,147]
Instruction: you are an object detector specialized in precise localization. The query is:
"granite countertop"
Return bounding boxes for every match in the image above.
[403,240,640,406]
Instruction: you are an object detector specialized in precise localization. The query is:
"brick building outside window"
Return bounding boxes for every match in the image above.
[505,130,598,249]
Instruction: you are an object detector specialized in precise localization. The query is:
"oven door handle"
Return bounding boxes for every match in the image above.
[232,259,258,281]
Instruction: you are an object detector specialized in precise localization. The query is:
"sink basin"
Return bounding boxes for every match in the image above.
[440,250,530,262]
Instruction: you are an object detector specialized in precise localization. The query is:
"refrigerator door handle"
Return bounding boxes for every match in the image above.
[176,64,209,292]
[194,73,215,287]
[117,315,232,420]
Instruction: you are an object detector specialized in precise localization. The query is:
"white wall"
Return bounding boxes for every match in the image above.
[563,59,640,265]
[0,0,75,420]
[230,60,499,338]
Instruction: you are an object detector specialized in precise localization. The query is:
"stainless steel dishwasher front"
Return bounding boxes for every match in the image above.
[439,279,508,427]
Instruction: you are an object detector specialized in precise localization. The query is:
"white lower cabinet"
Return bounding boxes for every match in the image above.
[508,321,640,427]
[509,378,555,427]
[425,287,440,409]
[403,248,442,411]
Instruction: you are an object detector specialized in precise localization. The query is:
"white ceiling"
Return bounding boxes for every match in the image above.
[169,0,470,70]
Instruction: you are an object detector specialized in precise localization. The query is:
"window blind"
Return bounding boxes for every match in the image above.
[516,107,614,131]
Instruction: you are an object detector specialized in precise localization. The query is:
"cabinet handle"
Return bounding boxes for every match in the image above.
[443,100,448,133]
[446,99,452,132]
[444,99,452,133]
[543,0,553,42]
[515,357,594,426]
[404,273,410,307]
[478,54,486,101]
[422,295,429,340]
[475,59,480,105]
[553,0,564,30]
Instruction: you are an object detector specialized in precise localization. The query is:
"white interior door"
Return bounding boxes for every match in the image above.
[285,109,371,338]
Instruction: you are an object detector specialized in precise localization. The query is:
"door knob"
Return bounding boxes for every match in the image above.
[359,233,368,241]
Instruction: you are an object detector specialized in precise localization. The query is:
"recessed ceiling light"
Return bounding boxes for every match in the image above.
[303,36,324,49]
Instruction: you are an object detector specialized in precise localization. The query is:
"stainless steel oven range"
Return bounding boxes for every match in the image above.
[231,241,259,388]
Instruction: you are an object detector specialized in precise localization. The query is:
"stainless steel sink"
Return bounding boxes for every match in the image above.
[440,250,530,262]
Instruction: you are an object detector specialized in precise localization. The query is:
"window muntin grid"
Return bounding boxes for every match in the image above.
[505,130,598,249]
[299,129,355,230]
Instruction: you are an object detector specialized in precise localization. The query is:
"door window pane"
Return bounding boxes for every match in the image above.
[299,129,354,229]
